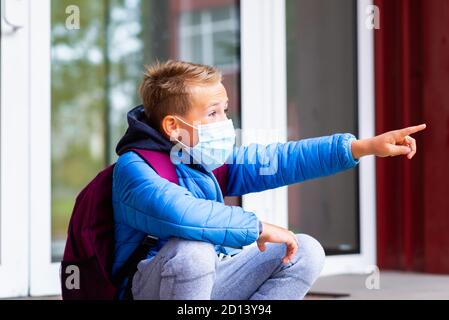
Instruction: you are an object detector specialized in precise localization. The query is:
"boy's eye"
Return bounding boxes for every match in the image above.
[208,108,229,117]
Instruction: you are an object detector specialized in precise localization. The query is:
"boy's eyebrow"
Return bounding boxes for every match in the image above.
[208,99,229,107]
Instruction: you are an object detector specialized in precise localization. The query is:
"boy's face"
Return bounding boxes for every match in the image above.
[164,81,230,147]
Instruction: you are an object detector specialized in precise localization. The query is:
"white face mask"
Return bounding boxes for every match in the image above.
[174,116,236,171]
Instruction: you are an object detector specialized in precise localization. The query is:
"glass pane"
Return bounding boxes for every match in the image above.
[213,30,239,68]
[180,34,204,64]
[286,0,359,255]
[51,0,241,261]
[211,6,231,22]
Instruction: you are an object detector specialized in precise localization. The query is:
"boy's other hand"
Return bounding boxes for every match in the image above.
[351,124,427,160]
[257,222,299,265]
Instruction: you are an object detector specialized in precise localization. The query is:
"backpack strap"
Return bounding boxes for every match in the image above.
[212,164,229,196]
[130,148,179,185]
[130,148,228,195]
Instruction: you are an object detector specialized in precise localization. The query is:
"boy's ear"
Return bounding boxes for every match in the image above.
[161,115,179,139]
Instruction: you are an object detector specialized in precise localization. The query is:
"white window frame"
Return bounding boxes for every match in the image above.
[0,0,30,298]
[240,0,376,276]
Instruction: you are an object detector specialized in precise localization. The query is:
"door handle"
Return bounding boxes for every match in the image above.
[2,0,26,31]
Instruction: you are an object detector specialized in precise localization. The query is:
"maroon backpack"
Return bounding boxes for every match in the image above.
[60,148,228,300]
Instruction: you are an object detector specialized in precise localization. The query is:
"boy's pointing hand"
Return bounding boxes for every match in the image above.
[351,124,427,160]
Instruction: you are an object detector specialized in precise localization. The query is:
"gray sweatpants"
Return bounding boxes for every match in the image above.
[131,233,325,300]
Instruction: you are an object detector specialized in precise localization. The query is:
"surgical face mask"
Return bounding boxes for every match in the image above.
[174,116,236,171]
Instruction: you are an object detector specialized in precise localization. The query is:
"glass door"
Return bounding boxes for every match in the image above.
[285,0,376,274]
[0,0,30,298]
[30,0,243,296]
[286,0,360,256]
[240,0,376,276]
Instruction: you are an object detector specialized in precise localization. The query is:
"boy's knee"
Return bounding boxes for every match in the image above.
[295,234,325,280]
[161,238,218,280]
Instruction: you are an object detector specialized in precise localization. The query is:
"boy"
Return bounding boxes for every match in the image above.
[112,60,426,300]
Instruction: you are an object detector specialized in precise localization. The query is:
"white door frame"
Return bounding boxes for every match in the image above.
[240,0,288,228]
[322,0,377,275]
[240,0,377,275]
[28,0,58,296]
[0,0,30,298]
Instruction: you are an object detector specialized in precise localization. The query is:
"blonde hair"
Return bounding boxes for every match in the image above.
[139,60,222,132]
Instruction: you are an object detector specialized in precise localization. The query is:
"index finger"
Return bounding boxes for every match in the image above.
[284,238,298,264]
[400,124,427,136]
[288,242,298,261]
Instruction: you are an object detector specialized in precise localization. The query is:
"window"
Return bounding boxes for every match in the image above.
[286,0,360,255]
[50,0,241,261]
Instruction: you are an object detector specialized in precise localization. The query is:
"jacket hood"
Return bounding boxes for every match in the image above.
[116,105,174,156]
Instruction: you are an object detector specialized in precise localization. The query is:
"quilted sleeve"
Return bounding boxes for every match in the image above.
[225,133,359,196]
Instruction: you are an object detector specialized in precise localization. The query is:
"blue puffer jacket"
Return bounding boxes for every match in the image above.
[111,106,359,296]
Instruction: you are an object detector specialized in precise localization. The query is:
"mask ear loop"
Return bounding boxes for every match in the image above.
[173,115,204,149]
[174,115,198,130]
[172,116,194,150]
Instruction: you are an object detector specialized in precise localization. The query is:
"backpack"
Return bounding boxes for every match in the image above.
[60,148,228,300]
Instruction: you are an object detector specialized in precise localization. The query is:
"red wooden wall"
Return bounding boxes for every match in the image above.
[375,0,449,273]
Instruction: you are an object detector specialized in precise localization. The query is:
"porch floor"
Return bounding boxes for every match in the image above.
[307,271,449,300]
[4,271,449,300]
